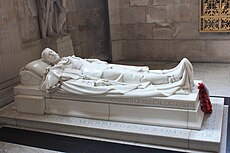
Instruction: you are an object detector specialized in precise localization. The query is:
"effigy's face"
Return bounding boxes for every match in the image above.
[45,49,60,64]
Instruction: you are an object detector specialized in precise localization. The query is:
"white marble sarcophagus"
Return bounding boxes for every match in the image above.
[3,57,225,153]
[14,58,204,130]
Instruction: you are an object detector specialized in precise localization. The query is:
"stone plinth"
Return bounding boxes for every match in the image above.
[0,98,226,153]
[41,35,74,57]
[14,81,203,130]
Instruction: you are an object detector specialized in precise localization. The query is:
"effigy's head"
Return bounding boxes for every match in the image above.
[41,48,60,65]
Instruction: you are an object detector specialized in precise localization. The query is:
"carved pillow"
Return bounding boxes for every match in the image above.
[23,59,50,77]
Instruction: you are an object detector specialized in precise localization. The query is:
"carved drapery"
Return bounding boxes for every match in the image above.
[200,0,230,32]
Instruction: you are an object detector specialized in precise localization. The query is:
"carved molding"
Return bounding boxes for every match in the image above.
[200,0,230,32]
[50,92,198,110]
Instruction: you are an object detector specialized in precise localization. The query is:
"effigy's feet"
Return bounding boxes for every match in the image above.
[164,58,192,83]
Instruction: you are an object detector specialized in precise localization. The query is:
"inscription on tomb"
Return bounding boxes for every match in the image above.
[73,117,190,137]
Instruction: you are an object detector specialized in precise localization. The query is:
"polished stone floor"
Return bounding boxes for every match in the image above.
[0,61,229,153]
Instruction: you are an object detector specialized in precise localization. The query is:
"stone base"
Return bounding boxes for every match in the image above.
[15,95,45,115]
[14,83,204,130]
[0,98,225,152]
[44,98,204,129]
[41,35,74,57]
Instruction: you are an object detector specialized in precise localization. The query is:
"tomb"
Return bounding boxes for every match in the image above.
[0,0,228,152]
[0,55,226,152]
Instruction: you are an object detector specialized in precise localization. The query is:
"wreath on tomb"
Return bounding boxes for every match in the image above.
[198,83,212,114]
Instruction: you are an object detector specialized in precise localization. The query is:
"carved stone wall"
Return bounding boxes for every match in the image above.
[0,0,42,107]
[200,0,230,32]
[66,0,111,60]
[108,0,230,62]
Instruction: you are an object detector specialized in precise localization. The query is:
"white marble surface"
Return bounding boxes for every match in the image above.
[0,98,225,152]
[14,80,202,129]
[15,83,199,110]
[3,104,228,153]
[189,98,224,152]
[0,108,226,153]
[45,98,110,120]
[15,95,45,114]
[109,102,203,129]
[0,141,62,153]
[14,89,203,129]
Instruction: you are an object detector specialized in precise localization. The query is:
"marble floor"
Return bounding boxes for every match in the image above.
[0,61,230,153]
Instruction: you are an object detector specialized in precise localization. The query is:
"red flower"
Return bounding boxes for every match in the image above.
[198,83,212,114]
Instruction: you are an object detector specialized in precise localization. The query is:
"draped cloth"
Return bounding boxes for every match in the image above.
[41,56,194,97]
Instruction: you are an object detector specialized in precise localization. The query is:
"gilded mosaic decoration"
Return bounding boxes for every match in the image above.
[200,0,230,32]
